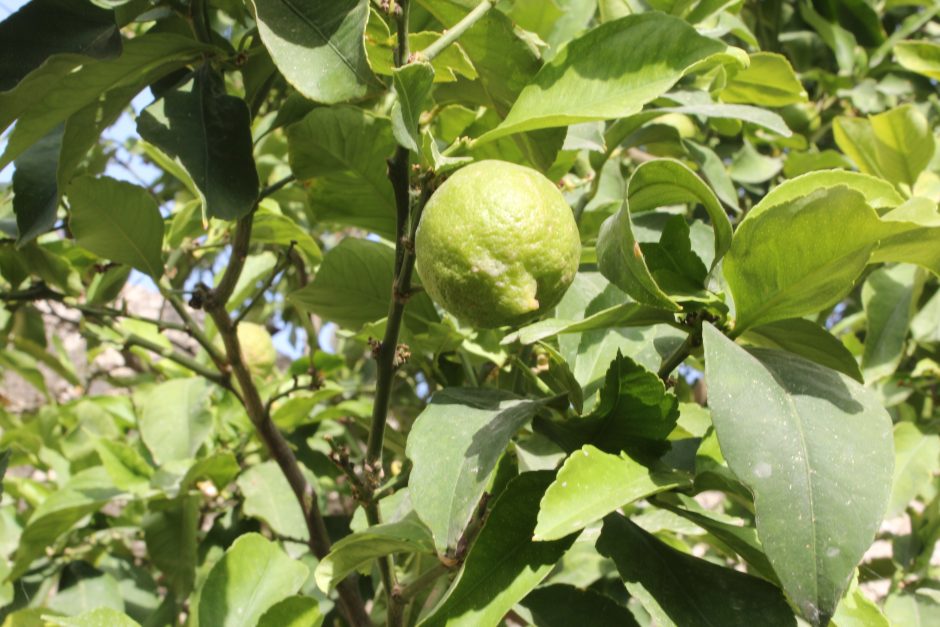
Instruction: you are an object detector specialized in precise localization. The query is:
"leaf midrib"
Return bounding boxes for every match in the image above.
[277,0,371,84]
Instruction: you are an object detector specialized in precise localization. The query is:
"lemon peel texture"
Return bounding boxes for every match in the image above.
[415,160,581,328]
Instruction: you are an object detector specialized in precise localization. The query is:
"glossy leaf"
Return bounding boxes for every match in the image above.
[44,608,140,627]
[753,170,904,216]
[12,124,64,245]
[137,65,259,221]
[834,105,935,190]
[895,40,940,81]
[0,34,214,169]
[315,512,434,591]
[741,318,863,382]
[251,207,322,263]
[420,472,576,627]
[481,13,745,140]
[258,597,323,627]
[237,461,308,541]
[888,422,940,518]
[286,107,397,236]
[724,186,884,332]
[597,158,728,310]
[67,176,164,278]
[143,494,200,600]
[872,197,940,275]
[194,533,308,627]
[534,445,685,541]
[861,264,921,382]
[391,62,434,152]
[0,0,121,92]
[501,302,674,346]
[704,325,894,625]
[597,514,796,626]
[419,0,564,171]
[520,584,640,627]
[720,52,807,107]
[252,0,378,104]
[11,467,121,579]
[134,378,212,465]
[884,589,940,626]
[289,238,438,331]
[407,388,543,554]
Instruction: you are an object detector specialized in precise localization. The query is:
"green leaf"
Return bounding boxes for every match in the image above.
[12,124,64,246]
[193,533,308,627]
[0,0,121,92]
[258,597,323,627]
[552,274,686,396]
[502,303,674,346]
[252,0,378,104]
[597,514,796,626]
[741,318,863,382]
[137,65,259,221]
[95,439,153,493]
[67,176,164,278]
[753,170,904,216]
[44,608,140,627]
[251,207,322,263]
[286,107,396,236]
[912,287,940,344]
[724,186,884,332]
[391,62,434,152]
[480,13,745,141]
[834,105,936,190]
[861,264,922,382]
[237,461,308,541]
[534,445,685,541]
[289,238,437,331]
[11,467,121,579]
[597,158,729,310]
[884,589,940,627]
[419,0,564,171]
[407,388,544,554]
[888,422,940,518]
[520,584,640,627]
[143,494,200,600]
[703,325,894,625]
[654,493,778,583]
[831,578,890,627]
[420,472,577,627]
[729,141,782,185]
[894,40,940,81]
[720,52,807,107]
[0,34,214,169]
[871,197,940,274]
[315,512,434,591]
[134,378,212,465]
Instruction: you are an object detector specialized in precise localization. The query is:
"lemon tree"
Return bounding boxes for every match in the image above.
[0,2,938,627]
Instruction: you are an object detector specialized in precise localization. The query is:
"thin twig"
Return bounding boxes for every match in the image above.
[234,242,295,325]
[415,0,493,62]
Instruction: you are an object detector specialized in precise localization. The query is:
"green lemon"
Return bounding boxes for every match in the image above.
[237,322,276,376]
[415,160,581,328]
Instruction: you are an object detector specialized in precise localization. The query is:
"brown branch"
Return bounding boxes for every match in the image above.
[202,210,370,627]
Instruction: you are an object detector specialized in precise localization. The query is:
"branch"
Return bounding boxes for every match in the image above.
[234,242,294,325]
[415,0,493,62]
[201,207,370,627]
[123,333,227,386]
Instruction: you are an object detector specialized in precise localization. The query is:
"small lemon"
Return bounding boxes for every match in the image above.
[415,160,581,328]
[237,322,276,376]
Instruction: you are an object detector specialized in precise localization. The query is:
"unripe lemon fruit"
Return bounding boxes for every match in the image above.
[415,160,581,328]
